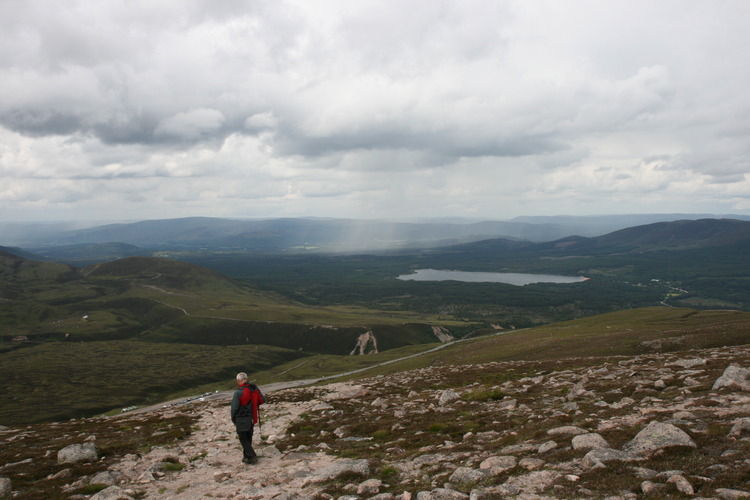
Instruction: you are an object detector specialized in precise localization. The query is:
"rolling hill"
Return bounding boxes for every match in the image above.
[537,218,750,255]
[0,253,468,424]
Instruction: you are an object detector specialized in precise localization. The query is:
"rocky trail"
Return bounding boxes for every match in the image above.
[3,343,750,499]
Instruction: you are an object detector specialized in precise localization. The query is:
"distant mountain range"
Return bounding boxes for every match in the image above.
[2,214,750,261]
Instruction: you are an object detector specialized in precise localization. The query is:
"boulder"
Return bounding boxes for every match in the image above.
[669,358,707,369]
[439,389,461,405]
[715,488,750,499]
[667,474,694,495]
[641,480,665,495]
[449,467,488,484]
[622,421,696,457]
[519,457,545,470]
[213,471,231,482]
[470,484,520,498]
[58,442,99,464]
[572,433,609,451]
[503,470,560,493]
[538,440,557,453]
[729,417,750,438]
[423,488,469,499]
[90,470,118,486]
[566,384,593,400]
[547,425,588,436]
[479,455,517,475]
[581,447,633,469]
[370,494,397,500]
[0,477,10,499]
[307,458,370,483]
[713,364,750,391]
[89,485,134,500]
[496,399,517,410]
[358,478,383,496]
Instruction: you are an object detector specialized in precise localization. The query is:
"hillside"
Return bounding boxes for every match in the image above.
[2,307,750,499]
[0,254,464,425]
[538,218,750,255]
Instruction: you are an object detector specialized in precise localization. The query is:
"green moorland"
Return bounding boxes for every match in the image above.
[0,254,467,347]
[0,341,306,425]
[243,307,750,385]
[0,253,469,425]
[2,305,749,425]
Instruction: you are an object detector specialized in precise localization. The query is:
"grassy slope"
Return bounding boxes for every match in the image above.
[1,255,464,343]
[0,341,306,425]
[246,307,750,384]
[0,255,466,425]
[3,306,749,425]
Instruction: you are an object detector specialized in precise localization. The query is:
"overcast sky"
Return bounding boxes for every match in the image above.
[1,0,749,222]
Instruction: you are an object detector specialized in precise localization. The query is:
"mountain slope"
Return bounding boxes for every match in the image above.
[4,307,750,499]
[0,253,463,423]
[535,218,750,255]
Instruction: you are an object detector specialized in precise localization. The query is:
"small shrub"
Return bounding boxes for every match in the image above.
[162,462,185,472]
[427,423,446,433]
[380,465,399,481]
[462,388,506,402]
[372,430,389,441]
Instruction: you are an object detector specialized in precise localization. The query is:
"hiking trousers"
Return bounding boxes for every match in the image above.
[237,425,256,460]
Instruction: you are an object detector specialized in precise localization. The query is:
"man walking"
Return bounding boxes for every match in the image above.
[230,372,265,464]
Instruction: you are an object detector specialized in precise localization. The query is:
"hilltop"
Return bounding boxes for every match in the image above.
[1,311,750,499]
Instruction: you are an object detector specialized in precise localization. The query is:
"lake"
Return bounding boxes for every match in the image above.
[397,269,587,286]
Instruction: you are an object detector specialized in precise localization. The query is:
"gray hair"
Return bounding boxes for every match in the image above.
[236,372,248,382]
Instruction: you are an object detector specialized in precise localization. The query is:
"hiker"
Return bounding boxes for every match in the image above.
[230,372,265,464]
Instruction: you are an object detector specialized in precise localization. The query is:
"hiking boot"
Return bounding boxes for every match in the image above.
[248,457,259,464]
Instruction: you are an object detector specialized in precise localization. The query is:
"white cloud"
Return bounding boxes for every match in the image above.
[154,108,226,141]
[1,0,749,222]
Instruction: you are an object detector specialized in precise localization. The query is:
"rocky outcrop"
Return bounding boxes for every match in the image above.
[351,331,379,355]
[431,326,454,343]
[622,421,696,457]
[713,364,750,391]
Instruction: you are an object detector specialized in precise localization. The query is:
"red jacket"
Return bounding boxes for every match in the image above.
[231,383,265,425]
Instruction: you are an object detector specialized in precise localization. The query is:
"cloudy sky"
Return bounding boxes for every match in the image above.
[1,0,749,222]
